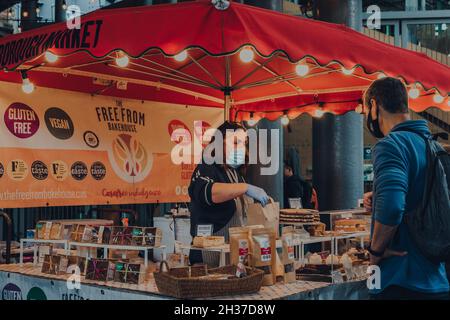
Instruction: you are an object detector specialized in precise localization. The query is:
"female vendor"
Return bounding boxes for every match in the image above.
[188,121,270,266]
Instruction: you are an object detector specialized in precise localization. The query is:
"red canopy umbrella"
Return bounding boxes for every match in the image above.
[0,0,448,122]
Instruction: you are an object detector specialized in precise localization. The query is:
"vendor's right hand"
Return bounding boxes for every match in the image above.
[363,191,373,212]
[246,184,270,207]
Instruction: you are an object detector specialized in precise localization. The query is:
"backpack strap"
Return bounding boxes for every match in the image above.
[392,127,450,221]
[390,127,430,141]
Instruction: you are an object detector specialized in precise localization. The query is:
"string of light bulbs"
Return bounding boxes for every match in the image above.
[18,48,450,111]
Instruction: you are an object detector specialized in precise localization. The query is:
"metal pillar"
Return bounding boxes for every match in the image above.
[312,0,364,211]
[243,0,284,205]
[20,0,38,31]
[103,0,172,8]
[54,0,66,23]
[0,211,12,264]
[246,119,284,204]
[243,0,283,12]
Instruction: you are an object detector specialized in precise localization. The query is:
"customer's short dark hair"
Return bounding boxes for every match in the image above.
[364,77,409,114]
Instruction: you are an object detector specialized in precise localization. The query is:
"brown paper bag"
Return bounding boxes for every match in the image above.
[281,226,296,283]
[249,228,277,286]
[247,200,280,237]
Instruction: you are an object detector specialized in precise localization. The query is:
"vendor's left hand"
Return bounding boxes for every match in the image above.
[370,248,407,266]
[245,184,270,207]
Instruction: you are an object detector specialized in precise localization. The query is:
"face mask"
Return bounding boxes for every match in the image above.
[226,148,245,168]
[366,106,384,139]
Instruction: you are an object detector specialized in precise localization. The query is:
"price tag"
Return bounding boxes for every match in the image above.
[331,270,344,284]
[196,224,213,237]
[288,198,302,209]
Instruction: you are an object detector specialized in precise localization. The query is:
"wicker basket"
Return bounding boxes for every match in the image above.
[154,261,264,299]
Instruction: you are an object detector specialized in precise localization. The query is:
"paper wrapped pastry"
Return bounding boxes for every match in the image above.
[64,255,88,275]
[131,227,162,246]
[192,236,225,248]
[110,226,134,246]
[114,262,144,284]
[41,254,68,275]
[325,254,340,265]
[308,253,323,265]
[85,259,115,281]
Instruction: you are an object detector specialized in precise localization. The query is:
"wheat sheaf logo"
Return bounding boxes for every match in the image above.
[108,134,153,183]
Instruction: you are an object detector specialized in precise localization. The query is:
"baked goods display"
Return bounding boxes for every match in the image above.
[334,219,368,233]
[279,209,320,224]
[192,236,225,248]
[297,249,370,282]
[32,220,162,247]
[306,222,326,236]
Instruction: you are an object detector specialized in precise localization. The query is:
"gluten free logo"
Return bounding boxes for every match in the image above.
[31,160,48,180]
[4,102,40,139]
[7,159,28,181]
[2,283,22,300]
[44,107,74,140]
[71,161,88,181]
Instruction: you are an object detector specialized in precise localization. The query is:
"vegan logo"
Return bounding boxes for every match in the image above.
[2,283,23,300]
[50,160,68,181]
[44,107,74,140]
[4,102,40,139]
[71,161,88,181]
[108,134,153,183]
[7,159,28,181]
[31,160,48,180]
[0,162,4,178]
[26,287,47,300]
[90,161,106,181]
[83,131,99,148]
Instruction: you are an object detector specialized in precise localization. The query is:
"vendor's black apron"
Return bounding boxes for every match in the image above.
[202,168,250,267]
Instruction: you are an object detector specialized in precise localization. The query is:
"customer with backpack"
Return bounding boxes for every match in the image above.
[363,77,449,300]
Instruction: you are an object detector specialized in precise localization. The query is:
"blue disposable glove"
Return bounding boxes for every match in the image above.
[246,184,270,207]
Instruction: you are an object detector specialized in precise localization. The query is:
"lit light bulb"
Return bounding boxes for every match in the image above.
[22,78,35,94]
[280,115,290,126]
[115,53,129,68]
[174,50,188,62]
[408,87,420,99]
[36,8,40,14]
[433,93,444,104]
[239,48,254,63]
[23,11,29,18]
[295,64,309,77]
[342,67,354,75]
[247,118,257,127]
[45,51,58,63]
[313,109,325,118]
[247,113,257,126]
[377,73,386,79]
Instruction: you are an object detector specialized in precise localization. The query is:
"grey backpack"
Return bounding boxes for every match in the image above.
[398,128,450,263]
